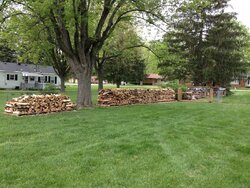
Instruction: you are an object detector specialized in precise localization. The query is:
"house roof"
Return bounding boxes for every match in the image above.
[0,62,56,74]
[145,74,163,79]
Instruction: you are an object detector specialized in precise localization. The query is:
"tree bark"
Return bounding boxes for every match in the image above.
[68,56,93,109]
[60,76,65,93]
[97,64,104,91]
[116,82,120,88]
[76,71,92,108]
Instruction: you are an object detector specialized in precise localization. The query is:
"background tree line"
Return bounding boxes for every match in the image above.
[158,0,250,87]
[0,0,250,108]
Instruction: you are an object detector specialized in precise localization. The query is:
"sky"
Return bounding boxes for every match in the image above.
[230,0,250,30]
[141,0,250,41]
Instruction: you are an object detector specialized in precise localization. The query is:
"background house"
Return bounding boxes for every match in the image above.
[68,76,108,85]
[91,76,98,84]
[0,62,61,89]
[230,74,250,88]
[143,74,163,85]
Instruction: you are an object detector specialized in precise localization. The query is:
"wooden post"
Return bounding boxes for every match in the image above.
[209,87,214,103]
[178,88,182,101]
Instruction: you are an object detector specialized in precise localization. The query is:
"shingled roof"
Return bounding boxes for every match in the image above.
[0,62,56,74]
[145,74,163,79]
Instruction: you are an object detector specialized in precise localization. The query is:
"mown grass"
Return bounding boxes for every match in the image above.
[0,86,250,187]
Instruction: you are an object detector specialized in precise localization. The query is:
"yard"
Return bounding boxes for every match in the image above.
[0,86,250,187]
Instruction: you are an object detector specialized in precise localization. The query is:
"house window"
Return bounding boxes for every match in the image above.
[50,76,54,83]
[25,76,28,83]
[44,76,51,83]
[30,76,35,81]
[10,75,14,80]
[7,74,18,81]
[55,76,57,84]
[38,77,41,83]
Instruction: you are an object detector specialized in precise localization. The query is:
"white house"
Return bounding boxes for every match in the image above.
[230,73,250,88]
[0,62,61,89]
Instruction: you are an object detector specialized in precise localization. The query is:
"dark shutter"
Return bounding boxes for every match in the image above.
[48,76,51,83]
[38,77,41,83]
[7,74,9,80]
[15,74,18,81]
[55,76,57,84]
[45,76,47,82]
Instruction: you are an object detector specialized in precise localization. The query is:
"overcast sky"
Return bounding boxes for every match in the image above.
[230,0,250,29]
[141,0,250,41]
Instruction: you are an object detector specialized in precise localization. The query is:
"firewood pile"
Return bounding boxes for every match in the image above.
[183,87,209,100]
[4,94,76,116]
[98,88,175,106]
[213,87,227,96]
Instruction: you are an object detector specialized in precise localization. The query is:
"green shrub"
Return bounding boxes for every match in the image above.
[40,84,60,94]
[182,85,188,92]
[160,80,188,92]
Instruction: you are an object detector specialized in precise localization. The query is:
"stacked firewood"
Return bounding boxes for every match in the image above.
[183,87,209,100]
[98,88,175,106]
[5,94,76,116]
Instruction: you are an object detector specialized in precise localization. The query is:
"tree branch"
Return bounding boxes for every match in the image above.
[79,0,89,49]
[49,8,74,58]
[97,4,167,49]
[94,0,114,40]
[73,0,80,53]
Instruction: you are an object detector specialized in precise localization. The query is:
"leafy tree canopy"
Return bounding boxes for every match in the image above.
[1,0,168,108]
[103,24,146,87]
[159,0,250,86]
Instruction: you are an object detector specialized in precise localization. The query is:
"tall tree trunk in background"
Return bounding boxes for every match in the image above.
[51,48,70,94]
[116,82,120,88]
[95,52,122,91]
[59,76,65,92]
[95,53,107,92]
[97,64,104,91]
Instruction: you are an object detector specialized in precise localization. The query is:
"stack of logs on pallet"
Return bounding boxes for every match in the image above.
[98,88,175,106]
[183,88,210,100]
[5,94,76,116]
[183,87,226,100]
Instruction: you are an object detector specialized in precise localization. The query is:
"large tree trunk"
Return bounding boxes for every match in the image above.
[68,56,93,109]
[60,76,65,93]
[76,71,92,108]
[116,82,120,88]
[97,65,104,91]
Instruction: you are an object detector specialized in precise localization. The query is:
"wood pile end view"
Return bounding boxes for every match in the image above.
[5,94,76,116]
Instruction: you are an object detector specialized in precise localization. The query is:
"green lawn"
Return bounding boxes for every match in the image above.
[0,87,250,187]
